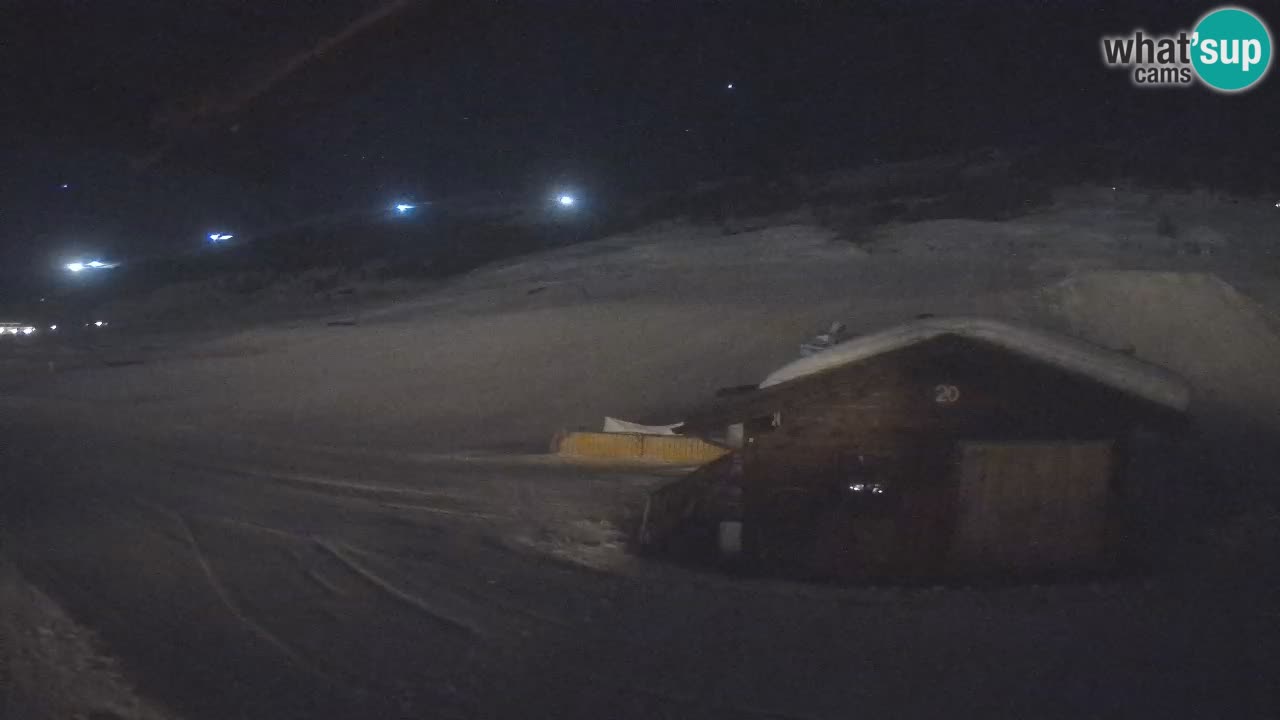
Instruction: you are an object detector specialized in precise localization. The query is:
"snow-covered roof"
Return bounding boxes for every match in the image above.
[761,316,1190,411]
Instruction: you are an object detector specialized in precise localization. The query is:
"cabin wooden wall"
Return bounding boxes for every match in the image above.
[736,336,1149,578]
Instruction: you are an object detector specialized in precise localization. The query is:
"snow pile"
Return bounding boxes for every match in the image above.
[0,561,175,720]
[1041,271,1280,424]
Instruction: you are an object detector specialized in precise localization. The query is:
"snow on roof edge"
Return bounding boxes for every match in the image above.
[760,317,1191,411]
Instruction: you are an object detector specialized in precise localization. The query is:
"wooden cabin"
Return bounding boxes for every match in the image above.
[651,317,1190,581]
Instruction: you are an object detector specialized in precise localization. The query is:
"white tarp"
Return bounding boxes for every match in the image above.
[603,417,680,435]
[760,316,1191,411]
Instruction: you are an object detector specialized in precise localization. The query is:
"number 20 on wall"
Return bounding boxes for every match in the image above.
[934,384,961,404]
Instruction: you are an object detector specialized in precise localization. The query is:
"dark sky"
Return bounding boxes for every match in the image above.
[1,0,1274,295]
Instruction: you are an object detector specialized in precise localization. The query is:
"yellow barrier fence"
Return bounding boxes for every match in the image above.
[552,431,729,465]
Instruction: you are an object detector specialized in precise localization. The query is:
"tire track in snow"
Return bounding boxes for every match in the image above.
[130,497,337,684]
[313,539,487,638]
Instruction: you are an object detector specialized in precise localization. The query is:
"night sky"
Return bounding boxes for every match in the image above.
[1,0,1274,297]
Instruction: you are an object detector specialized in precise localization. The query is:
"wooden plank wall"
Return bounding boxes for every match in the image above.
[639,454,737,551]
[947,441,1113,574]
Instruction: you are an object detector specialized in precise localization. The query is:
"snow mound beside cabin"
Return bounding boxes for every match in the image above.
[1041,271,1280,424]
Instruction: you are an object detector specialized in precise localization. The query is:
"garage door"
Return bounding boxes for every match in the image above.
[949,441,1113,574]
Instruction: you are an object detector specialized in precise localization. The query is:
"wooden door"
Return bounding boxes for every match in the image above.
[949,441,1113,574]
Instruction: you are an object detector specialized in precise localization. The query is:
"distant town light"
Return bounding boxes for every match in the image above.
[394,203,415,214]
[66,262,86,272]
[49,324,57,331]
[208,233,234,242]
[94,321,104,327]
[557,194,575,207]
